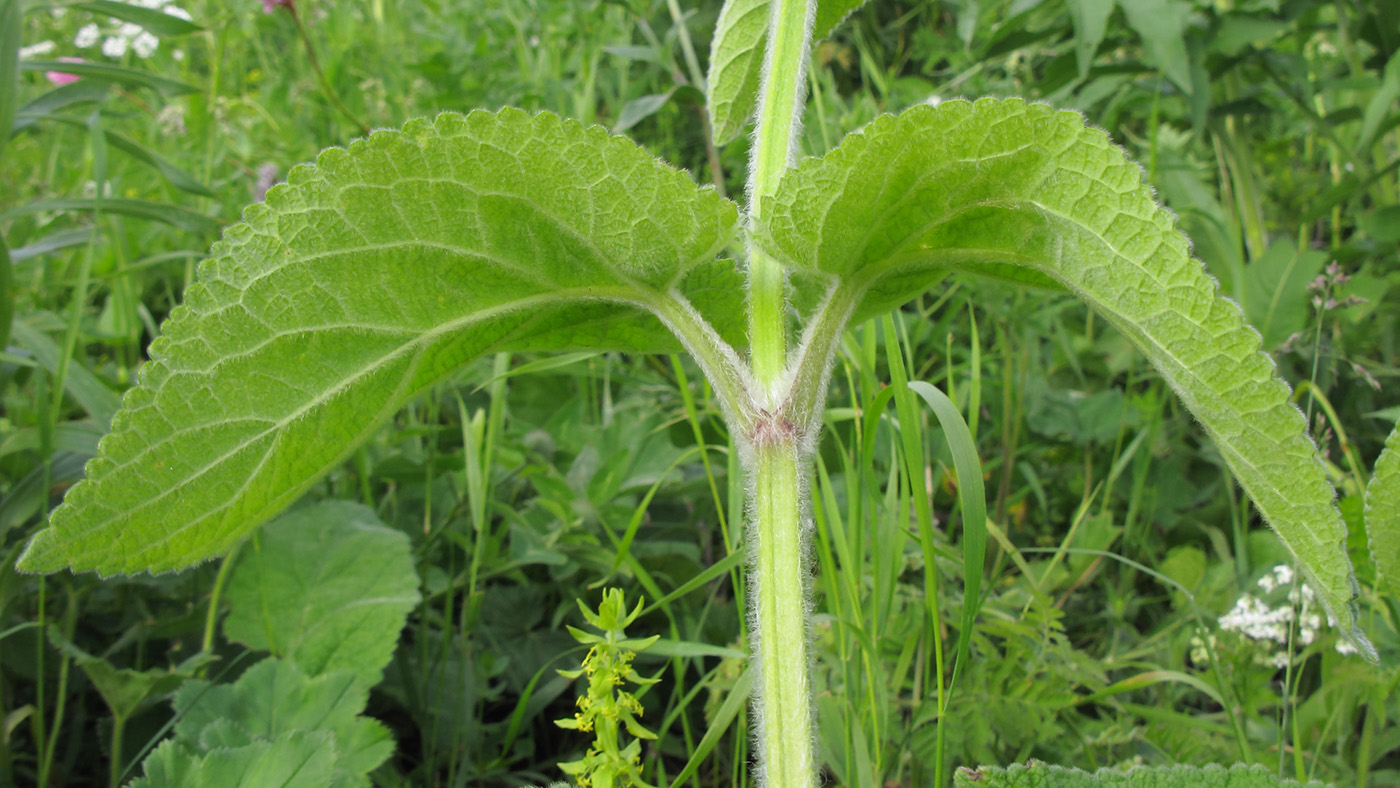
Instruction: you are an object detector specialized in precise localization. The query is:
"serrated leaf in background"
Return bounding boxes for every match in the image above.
[223,501,420,685]
[129,731,339,788]
[172,657,392,785]
[1119,0,1193,95]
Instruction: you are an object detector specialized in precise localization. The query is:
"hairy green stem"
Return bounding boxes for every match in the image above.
[750,440,815,788]
[746,0,815,387]
[744,1,819,786]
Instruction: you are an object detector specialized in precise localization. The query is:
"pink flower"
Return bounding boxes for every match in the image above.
[45,57,84,86]
[261,0,293,12]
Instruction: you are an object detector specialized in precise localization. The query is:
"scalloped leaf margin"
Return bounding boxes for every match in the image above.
[756,98,1373,657]
[17,108,739,576]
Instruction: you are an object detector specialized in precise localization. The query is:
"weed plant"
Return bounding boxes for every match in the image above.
[0,1,1397,787]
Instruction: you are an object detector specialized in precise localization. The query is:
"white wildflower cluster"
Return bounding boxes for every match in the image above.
[1205,564,1353,670]
[72,0,191,60]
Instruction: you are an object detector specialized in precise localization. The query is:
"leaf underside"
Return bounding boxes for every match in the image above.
[1364,419,1400,599]
[953,762,1328,788]
[757,98,1370,652]
[18,108,739,576]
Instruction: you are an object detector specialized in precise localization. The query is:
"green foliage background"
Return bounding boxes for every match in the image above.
[0,0,1396,786]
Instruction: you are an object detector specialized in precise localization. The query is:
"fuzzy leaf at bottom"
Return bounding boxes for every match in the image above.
[173,657,391,781]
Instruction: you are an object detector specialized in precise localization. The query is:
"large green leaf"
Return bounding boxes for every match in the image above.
[953,762,1328,788]
[1365,419,1400,599]
[18,109,740,576]
[755,98,1371,655]
[223,501,421,685]
[1066,0,1115,79]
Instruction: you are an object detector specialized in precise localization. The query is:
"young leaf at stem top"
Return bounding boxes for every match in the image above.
[759,98,1372,656]
[17,109,744,576]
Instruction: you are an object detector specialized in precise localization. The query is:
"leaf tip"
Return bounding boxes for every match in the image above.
[15,528,67,574]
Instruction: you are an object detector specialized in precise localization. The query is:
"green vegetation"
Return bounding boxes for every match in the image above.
[0,1,1396,787]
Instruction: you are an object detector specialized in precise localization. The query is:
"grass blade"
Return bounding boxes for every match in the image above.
[907,380,987,697]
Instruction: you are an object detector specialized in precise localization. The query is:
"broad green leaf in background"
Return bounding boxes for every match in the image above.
[1118,0,1192,95]
[17,109,742,576]
[223,501,421,685]
[906,381,987,692]
[1066,0,1115,79]
[952,762,1329,788]
[706,0,870,144]
[14,80,113,123]
[173,657,392,784]
[1241,242,1326,351]
[1365,419,1400,599]
[129,732,338,788]
[812,0,868,47]
[9,228,95,263]
[755,98,1372,655]
[0,237,12,385]
[47,630,211,722]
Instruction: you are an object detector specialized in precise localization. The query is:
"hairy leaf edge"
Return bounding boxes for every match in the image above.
[762,99,1373,656]
[17,108,742,576]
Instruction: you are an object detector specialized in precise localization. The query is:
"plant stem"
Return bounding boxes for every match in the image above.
[744,2,818,787]
[746,0,815,388]
[750,440,814,788]
[109,714,126,788]
[288,4,370,135]
[201,541,242,658]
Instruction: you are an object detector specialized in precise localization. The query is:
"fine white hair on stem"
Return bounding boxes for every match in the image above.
[744,0,818,210]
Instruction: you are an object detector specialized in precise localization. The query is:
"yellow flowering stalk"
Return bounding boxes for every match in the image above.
[556,589,660,788]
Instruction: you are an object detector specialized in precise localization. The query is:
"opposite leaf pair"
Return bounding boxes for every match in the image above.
[18,99,1374,660]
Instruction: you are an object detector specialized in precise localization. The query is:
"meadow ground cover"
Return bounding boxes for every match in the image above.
[0,0,1397,786]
